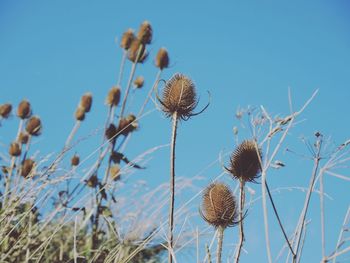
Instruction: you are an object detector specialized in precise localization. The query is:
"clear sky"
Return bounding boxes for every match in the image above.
[1,0,350,262]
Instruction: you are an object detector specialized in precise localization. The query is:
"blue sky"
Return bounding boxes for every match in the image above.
[1,0,350,262]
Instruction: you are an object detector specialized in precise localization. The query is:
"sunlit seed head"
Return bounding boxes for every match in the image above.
[133,76,144,89]
[155,48,169,70]
[137,21,153,45]
[106,86,121,106]
[17,100,31,119]
[120,28,135,50]
[80,93,93,113]
[9,142,21,157]
[128,38,148,63]
[26,116,42,136]
[71,154,80,166]
[21,158,35,178]
[0,103,12,119]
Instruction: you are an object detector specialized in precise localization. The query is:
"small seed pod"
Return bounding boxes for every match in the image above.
[19,132,29,144]
[86,174,98,188]
[106,86,121,106]
[105,123,117,141]
[110,165,121,181]
[200,182,238,229]
[0,103,12,118]
[21,159,35,178]
[118,114,137,136]
[75,107,85,121]
[120,28,135,50]
[160,73,197,119]
[128,38,148,63]
[133,76,144,89]
[155,48,169,70]
[9,142,21,157]
[71,154,80,166]
[26,116,42,136]
[227,140,262,183]
[17,100,31,119]
[137,21,152,45]
[80,93,93,113]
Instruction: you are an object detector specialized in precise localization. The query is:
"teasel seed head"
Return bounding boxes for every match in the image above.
[137,21,152,45]
[71,154,80,166]
[9,142,21,157]
[128,38,148,63]
[106,86,121,106]
[21,158,35,178]
[117,114,137,136]
[17,100,31,119]
[80,93,93,113]
[19,132,29,144]
[120,29,135,50]
[155,48,169,70]
[110,165,121,181]
[0,103,12,119]
[200,182,239,229]
[227,140,262,183]
[25,116,42,136]
[75,107,85,121]
[133,76,144,89]
[105,123,118,141]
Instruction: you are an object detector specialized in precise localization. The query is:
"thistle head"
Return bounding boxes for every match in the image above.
[137,21,152,45]
[80,93,93,113]
[117,114,138,136]
[227,140,262,183]
[71,154,80,166]
[120,29,135,50]
[26,116,42,136]
[21,158,35,178]
[128,38,148,63]
[133,76,144,89]
[106,86,121,106]
[155,48,169,70]
[200,182,238,229]
[9,142,21,157]
[0,103,12,119]
[17,100,31,119]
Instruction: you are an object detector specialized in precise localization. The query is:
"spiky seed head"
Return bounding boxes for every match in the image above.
[137,21,152,45]
[120,29,135,50]
[86,175,98,188]
[106,86,121,106]
[105,123,117,141]
[228,140,262,183]
[25,116,42,136]
[133,76,144,89]
[71,154,80,166]
[17,100,31,119]
[155,48,169,70]
[200,182,238,229]
[19,132,29,144]
[9,142,21,157]
[161,73,197,119]
[110,165,121,181]
[128,38,148,63]
[75,107,85,121]
[21,158,35,178]
[0,103,12,118]
[117,114,137,136]
[80,93,93,113]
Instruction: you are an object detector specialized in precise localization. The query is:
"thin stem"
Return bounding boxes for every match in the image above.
[216,226,224,263]
[320,169,326,261]
[206,243,212,263]
[65,121,81,148]
[117,49,127,87]
[235,179,245,263]
[169,111,178,263]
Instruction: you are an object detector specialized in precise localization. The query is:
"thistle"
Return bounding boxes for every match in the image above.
[133,76,144,89]
[128,38,148,63]
[9,142,21,157]
[25,116,42,136]
[17,100,31,119]
[155,48,169,70]
[106,86,121,106]
[137,21,153,45]
[120,29,135,50]
[0,103,12,119]
[21,158,35,178]
[71,154,80,166]
[80,93,93,113]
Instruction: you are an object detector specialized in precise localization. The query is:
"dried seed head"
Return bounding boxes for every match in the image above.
[117,114,137,136]
[21,159,35,178]
[106,86,121,106]
[19,132,29,144]
[105,123,117,141]
[17,100,31,119]
[9,142,21,157]
[110,165,121,181]
[128,38,148,63]
[86,175,98,188]
[71,154,80,166]
[161,73,197,119]
[120,29,135,50]
[80,93,93,113]
[75,107,85,121]
[155,48,169,70]
[228,140,262,183]
[200,182,238,229]
[0,103,12,118]
[137,21,152,45]
[26,116,42,136]
[133,76,144,89]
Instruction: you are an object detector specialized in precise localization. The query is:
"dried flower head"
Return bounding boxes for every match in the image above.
[86,174,98,188]
[19,132,29,144]
[117,114,137,136]
[71,154,80,166]
[80,93,93,113]
[133,76,144,89]
[106,86,121,106]
[128,38,148,63]
[227,140,262,183]
[17,100,31,119]
[0,103,12,118]
[200,182,238,228]
[137,21,152,45]
[105,123,117,141]
[9,142,21,157]
[21,158,35,178]
[110,165,121,181]
[75,107,85,121]
[120,29,135,50]
[26,116,42,136]
[155,48,169,70]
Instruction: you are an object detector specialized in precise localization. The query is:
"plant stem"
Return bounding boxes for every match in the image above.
[320,169,326,261]
[235,179,245,263]
[117,49,127,87]
[168,111,178,263]
[216,226,224,263]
